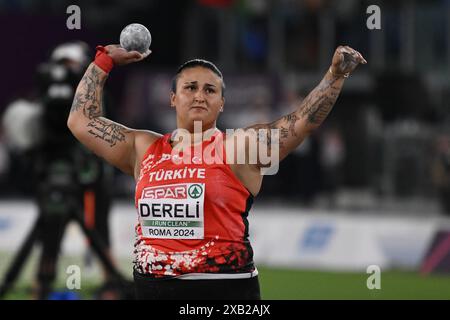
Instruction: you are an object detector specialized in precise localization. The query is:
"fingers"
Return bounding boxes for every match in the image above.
[337,45,367,64]
[127,50,152,62]
[128,51,143,59]
[356,50,367,64]
[142,49,152,59]
[102,44,151,64]
[105,44,122,52]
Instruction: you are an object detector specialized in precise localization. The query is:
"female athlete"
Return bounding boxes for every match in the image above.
[68,44,366,299]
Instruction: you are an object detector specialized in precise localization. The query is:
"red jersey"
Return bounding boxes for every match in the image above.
[133,130,257,279]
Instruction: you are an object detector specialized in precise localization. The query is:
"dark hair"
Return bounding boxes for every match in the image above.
[171,59,226,97]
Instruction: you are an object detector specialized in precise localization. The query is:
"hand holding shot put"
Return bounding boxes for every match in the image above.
[67,31,366,299]
[102,45,150,65]
[101,23,152,65]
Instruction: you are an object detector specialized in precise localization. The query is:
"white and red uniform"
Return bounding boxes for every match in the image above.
[133,130,257,279]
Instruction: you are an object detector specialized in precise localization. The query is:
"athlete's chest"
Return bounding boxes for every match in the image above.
[135,152,237,240]
[138,149,238,198]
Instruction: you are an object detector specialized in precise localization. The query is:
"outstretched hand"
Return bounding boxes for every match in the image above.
[104,44,151,65]
[330,46,367,77]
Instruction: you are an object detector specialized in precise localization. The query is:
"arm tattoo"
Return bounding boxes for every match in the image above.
[298,76,341,125]
[87,118,130,147]
[246,72,344,155]
[70,65,105,116]
[248,124,272,151]
[283,113,299,137]
[70,64,130,147]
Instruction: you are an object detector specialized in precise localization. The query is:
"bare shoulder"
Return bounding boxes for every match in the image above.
[135,129,162,149]
[133,130,163,178]
[223,130,263,197]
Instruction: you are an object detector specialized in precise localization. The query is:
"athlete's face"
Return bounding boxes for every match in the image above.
[171,66,224,131]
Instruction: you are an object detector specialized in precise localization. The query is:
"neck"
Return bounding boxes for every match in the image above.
[170,127,219,144]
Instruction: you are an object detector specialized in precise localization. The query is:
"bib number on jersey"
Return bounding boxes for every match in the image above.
[138,183,205,239]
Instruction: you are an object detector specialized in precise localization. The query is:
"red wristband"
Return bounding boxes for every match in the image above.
[94,45,114,73]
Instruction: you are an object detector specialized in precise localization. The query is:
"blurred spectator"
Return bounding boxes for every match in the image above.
[1,99,42,195]
[431,134,450,215]
[235,0,269,70]
[282,0,326,70]
[0,131,9,194]
[319,125,346,208]
[274,87,322,204]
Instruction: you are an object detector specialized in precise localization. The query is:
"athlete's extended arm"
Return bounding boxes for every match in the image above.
[67,45,156,176]
[246,45,366,163]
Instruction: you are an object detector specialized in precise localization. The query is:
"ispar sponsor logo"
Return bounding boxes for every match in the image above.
[143,184,188,199]
[188,184,203,199]
[138,183,205,239]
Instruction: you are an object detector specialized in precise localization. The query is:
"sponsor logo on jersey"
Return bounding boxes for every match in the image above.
[138,183,205,239]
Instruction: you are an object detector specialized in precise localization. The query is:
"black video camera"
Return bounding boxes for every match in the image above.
[33,43,104,200]
[36,60,81,147]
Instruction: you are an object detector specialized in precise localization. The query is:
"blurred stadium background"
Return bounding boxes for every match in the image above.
[1,0,450,299]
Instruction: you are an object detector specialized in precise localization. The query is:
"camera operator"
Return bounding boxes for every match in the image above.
[2,41,117,299]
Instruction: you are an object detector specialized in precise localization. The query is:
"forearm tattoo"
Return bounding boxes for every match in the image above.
[298,76,340,125]
[70,64,130,147]
[70,65,105,116]
[247,73,343,152]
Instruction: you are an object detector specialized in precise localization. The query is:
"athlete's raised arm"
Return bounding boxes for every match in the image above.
[244,45,366,164]
[67,45,159,176]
